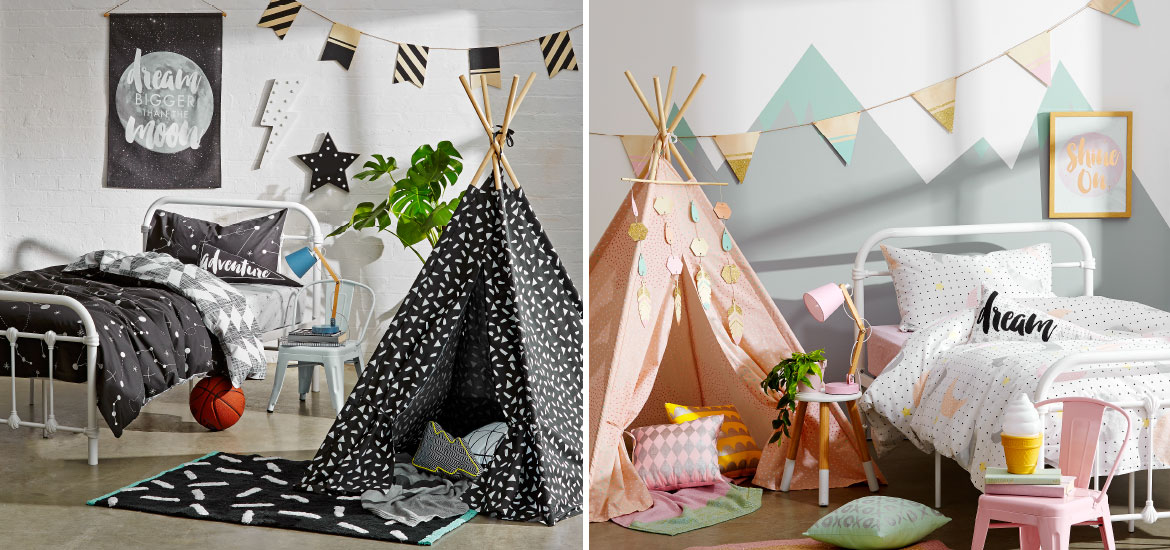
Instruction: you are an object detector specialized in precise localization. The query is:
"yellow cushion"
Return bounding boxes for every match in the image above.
[665,403,762,478]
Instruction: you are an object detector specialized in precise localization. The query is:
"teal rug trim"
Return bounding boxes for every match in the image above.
[420,509,478,545]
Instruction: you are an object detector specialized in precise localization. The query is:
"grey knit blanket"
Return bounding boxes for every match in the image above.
[360,456,470,527]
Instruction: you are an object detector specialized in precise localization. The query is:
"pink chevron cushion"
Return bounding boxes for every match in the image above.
[630,414,725,491]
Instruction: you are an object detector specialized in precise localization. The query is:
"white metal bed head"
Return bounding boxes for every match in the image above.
[850,221,1097,333]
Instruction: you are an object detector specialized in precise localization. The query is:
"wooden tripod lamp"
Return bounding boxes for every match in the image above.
[458,72,537,190]
[803,282,866,391]
[620,67,726,186]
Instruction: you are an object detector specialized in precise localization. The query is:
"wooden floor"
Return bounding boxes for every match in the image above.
[589,444,1170,549]
[0,364,583,549]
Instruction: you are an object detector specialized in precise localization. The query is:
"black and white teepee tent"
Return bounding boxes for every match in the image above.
[299,75,582,525]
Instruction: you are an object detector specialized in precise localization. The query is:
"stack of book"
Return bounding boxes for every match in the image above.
[280,328,348,347]
[985,467,1076,498]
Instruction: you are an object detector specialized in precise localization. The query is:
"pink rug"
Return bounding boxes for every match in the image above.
[684,539,951,550]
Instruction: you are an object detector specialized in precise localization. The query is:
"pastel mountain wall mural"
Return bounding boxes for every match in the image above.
[663,46,1170,379]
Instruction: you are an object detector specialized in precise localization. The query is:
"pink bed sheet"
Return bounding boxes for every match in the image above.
[867,324,909,377]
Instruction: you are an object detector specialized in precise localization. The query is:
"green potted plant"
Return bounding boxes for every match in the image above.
[328,141,463,261]
[759,349,826,444]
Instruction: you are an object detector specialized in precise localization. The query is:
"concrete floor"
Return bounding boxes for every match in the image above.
[0,364,583,549]
[590,444,1170,549]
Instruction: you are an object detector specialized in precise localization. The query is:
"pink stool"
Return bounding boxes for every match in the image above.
[971,397,1132,550]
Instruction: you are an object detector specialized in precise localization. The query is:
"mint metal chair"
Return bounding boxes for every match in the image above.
[266,279,374,413]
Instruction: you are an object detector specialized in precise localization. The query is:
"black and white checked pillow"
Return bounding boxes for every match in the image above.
[463,422,508,467]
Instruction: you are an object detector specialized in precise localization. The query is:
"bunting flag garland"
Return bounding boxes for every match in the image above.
[812,111,862,164]
[254,3,580,85]
[257,0,302,40]
[469,47,502,89]
[593,3,1138,162]
[712,132,760,183]
[394,44,430,88]
[321,22,361,70]
[539,31,579,78]
[1090,0,1140,25]
[620,135,657,176]
[911,78,956,133]
[1007,32,1052,86]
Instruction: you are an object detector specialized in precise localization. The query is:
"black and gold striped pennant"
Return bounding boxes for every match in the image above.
[469,47,501,89]
[539,30,578,78]
[256,0,302,40]
[393,43,430,88]
[320,22,361,70]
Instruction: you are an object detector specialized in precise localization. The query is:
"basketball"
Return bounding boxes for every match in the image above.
[189,374,245,431]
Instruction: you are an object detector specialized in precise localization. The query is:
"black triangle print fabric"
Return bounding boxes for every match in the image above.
[299,185,583,525]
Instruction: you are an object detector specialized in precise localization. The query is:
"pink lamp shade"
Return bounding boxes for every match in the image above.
[803,283,845,323]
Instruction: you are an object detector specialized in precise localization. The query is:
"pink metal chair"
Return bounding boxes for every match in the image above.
[971,397,1132,550]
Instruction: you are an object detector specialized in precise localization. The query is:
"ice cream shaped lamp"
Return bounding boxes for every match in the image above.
[1001,393,1043,474]
[803,283,865,394]
[285,246,342,335]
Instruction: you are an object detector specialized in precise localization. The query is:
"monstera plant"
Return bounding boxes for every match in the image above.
[328,141,463,261]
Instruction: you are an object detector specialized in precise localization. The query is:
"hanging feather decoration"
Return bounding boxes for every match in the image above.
[722,229,733,251]
[673,282,683,322]
[696,266,713,310]
[727,302,744,343]
[637,283,652,326]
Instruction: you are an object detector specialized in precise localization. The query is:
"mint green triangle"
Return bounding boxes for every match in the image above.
[972,138,991,159]
[832,139,856,164]
[1033,63,1094,154]
[753,45,862,131]
[1113,1,1140,25]
[669,105,698,153]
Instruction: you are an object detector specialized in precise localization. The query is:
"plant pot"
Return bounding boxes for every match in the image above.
[798,372,824,394]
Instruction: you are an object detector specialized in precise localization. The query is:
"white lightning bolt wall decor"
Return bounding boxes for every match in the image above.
[257,78,305,169]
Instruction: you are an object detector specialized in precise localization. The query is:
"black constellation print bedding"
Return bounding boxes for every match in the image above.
[0,265,223,436]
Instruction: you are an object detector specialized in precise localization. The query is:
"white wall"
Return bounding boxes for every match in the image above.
[0,0,582,349]
[589,0,1170,245]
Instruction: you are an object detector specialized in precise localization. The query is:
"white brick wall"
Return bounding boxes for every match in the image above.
[0,0,582,351]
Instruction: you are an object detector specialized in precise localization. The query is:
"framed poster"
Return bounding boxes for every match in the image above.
[1048,111,1132,218]
[106,13,222,189]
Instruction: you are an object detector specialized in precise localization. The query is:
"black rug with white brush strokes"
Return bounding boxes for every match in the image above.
[87,452,475,545]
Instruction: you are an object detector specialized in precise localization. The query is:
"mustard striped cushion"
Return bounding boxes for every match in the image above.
[665,403,762,478]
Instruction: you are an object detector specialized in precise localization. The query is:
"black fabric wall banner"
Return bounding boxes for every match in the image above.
[107,13,222,189]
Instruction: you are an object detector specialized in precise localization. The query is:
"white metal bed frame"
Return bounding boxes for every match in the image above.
[852,221,1170,531]
[1,197,325,466]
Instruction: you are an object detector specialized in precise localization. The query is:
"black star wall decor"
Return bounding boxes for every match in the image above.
[297,133,358,192]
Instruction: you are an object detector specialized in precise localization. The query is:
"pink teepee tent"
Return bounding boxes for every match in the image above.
[588,69,877,522]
